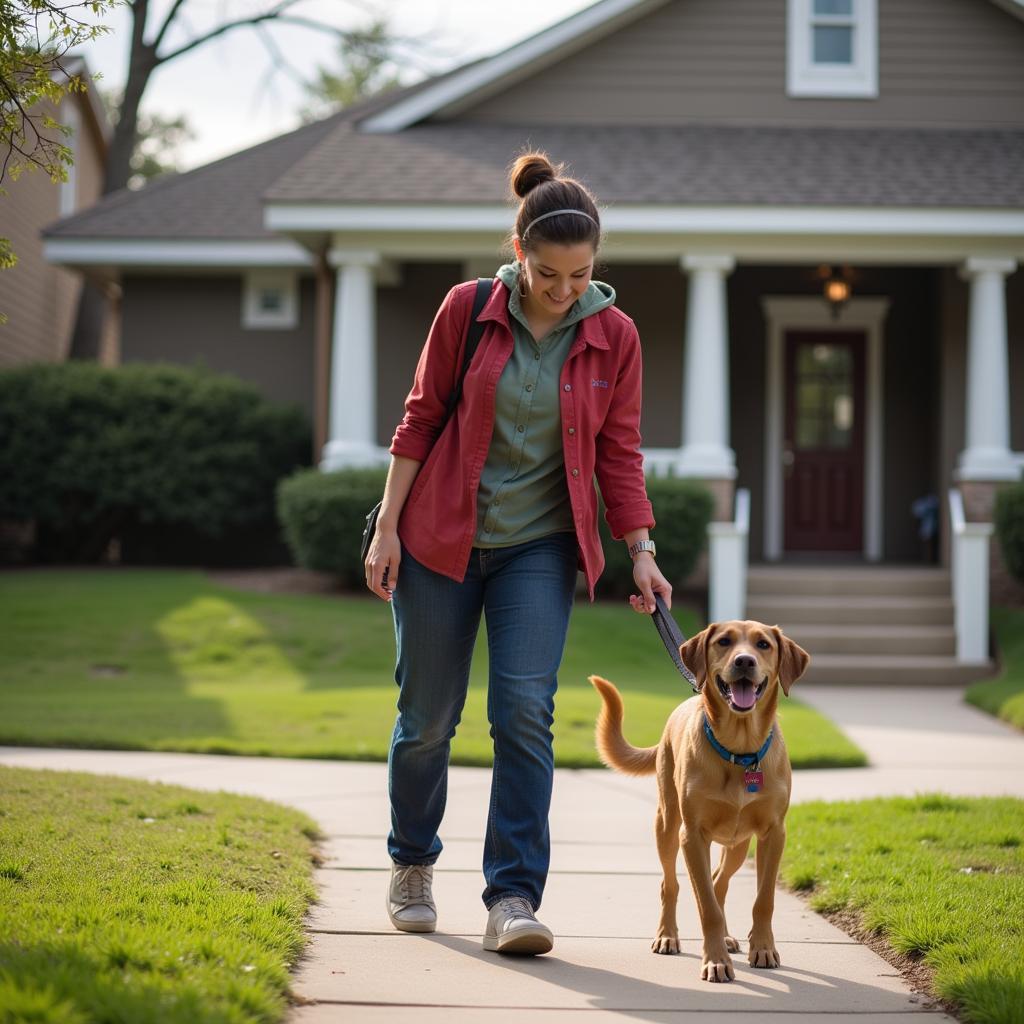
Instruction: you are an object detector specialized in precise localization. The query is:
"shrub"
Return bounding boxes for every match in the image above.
[277,467,388,587]
[597,476,714,598]
[0,362,310,564]
[995,482,1024,586]
[278,469,714,595]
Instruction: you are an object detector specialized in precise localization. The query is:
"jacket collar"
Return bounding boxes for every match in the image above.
[478,278,611,351]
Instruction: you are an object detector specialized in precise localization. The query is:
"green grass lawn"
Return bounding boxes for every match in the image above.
[0,765,318,1024]
[783,795,1024,1024]
[0,568,865,769]
[966,606,1024,730]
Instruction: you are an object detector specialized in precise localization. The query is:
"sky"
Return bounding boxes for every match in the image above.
[80,0,596,170]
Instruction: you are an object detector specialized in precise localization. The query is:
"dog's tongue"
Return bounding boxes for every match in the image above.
[730,680,757,710]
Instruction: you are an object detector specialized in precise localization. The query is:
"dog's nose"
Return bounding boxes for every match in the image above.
[733,654,757,673]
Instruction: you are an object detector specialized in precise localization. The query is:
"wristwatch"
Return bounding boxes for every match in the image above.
[628,539,657,559]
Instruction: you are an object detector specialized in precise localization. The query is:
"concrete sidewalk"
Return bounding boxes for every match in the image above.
[4,685,1020,1022]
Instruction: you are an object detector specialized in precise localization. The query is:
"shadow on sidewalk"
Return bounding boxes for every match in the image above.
[420,933,921,1020]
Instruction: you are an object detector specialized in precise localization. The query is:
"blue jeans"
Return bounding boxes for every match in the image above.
[387,532,578,910]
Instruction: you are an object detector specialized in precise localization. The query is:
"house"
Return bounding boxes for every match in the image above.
[0,57,114,365]
[42,0,1024,680]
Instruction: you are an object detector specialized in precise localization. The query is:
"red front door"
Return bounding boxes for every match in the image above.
[783,331,865,552]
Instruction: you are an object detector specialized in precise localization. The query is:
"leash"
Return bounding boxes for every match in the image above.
[651,593,700,694]
[650,594,771,794]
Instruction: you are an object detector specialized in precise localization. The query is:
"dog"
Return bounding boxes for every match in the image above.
[590,620,809,982]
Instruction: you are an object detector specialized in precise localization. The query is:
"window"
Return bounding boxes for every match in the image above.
[242,271,298,329]
[787,0,877,99]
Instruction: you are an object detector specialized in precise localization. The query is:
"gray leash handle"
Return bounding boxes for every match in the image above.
[651,593,700,693]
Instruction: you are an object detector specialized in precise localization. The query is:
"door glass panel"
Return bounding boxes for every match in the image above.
[794,343,853,450]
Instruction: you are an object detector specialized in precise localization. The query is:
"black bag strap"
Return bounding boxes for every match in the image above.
[443,277,492,423]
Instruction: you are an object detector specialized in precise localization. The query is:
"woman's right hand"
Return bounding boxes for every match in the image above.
[365,526,401,602]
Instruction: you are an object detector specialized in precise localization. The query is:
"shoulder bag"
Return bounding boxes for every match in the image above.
[360,277,493,565]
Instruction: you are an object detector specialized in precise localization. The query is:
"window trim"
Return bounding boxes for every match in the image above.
[787,0,878,99]
[241,270,299,330]
[59,100,80,216]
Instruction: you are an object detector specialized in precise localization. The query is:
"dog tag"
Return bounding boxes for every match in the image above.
[744,770,764,793]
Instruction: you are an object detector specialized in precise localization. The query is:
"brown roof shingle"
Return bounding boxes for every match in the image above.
[268,121,1024,208]
[46,118,1024,241]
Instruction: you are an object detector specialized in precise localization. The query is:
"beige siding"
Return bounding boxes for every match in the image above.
[0,91,105,366]
[376,262,462,445]
[455,0,1024,128]
[121,275,317,417]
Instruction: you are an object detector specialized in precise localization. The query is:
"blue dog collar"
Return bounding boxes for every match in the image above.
[702,713,773,768]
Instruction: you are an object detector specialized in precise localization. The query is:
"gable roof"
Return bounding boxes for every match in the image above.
[360,0,670,133]
[44,0,1024,250]
[360,0,1024,134]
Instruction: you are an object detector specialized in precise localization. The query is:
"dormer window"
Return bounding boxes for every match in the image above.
[787,0,878,99]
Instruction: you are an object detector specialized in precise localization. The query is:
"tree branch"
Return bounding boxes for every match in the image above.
[150,0,188,53]
[154,0,312,64]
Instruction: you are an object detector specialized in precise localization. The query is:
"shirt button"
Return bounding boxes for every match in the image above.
[525,384,533,392]
[568,427,575,435]
[517,425,525,433]
[572,468,580,478]
[564,384,572,392]
[534,353,541,361]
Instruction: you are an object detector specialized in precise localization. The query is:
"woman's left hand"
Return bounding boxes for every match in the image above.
[628,555,672,614]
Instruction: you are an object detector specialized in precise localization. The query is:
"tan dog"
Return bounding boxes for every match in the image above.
[591,620,809,983]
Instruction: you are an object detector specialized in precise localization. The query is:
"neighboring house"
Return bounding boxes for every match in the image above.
[0,57,113,365]
[43,0,1024,678]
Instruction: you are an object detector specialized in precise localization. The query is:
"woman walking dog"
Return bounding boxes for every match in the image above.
[364,151,670,955]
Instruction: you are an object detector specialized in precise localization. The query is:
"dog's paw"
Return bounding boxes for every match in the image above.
[748,941,781,969]
[724,934,741,953]
[651,936,680,955]
[700,951,735,982]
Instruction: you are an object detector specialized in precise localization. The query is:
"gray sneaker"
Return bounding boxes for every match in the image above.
[387,863,436,933]
[483,895,553,955]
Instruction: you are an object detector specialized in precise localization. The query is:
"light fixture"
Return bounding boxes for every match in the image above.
[819,265,853,320]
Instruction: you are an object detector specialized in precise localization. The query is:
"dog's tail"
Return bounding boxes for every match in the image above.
[589,675,658,776]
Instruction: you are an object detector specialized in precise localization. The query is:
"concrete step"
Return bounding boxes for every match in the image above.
[801,654,993,687]
[785,623,956,656]
[747,594,954,627]
[747,566,951,597]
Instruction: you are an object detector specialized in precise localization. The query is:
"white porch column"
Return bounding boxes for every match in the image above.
[321,249,386,470]
[957,257,1019,481]
[676,255,737,479]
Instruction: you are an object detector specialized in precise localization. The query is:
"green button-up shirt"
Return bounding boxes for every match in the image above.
[475,264,616,547]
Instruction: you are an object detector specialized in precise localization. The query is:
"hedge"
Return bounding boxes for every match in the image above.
[277,467,388,588]
[0,362,310,564]
[597,475,714,597]
[995,482,1024,586]
[277,467,713,596]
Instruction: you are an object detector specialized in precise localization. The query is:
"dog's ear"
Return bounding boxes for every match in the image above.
[680,623,717,688]
[773,626,810,696]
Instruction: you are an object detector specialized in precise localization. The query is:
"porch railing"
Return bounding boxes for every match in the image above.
[708,488,750,622]
[948,488,994,664]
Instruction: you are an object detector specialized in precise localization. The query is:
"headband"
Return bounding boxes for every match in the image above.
[521,208,599,239]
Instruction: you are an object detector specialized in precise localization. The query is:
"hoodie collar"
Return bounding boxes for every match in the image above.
[480,266,614,350]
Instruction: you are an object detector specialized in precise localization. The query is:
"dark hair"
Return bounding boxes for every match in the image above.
[508,151,601,253]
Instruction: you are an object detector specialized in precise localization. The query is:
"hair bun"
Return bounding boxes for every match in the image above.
[510,152,560,198]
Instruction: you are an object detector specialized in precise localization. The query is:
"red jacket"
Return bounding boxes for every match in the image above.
[390,278,655,600]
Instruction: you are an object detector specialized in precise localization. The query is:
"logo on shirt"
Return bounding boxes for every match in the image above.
[591,379,609,389]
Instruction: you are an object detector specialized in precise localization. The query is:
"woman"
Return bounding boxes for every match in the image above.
[364,151,671,956]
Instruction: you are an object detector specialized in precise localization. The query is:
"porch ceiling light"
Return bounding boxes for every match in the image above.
[820,264,853,319]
